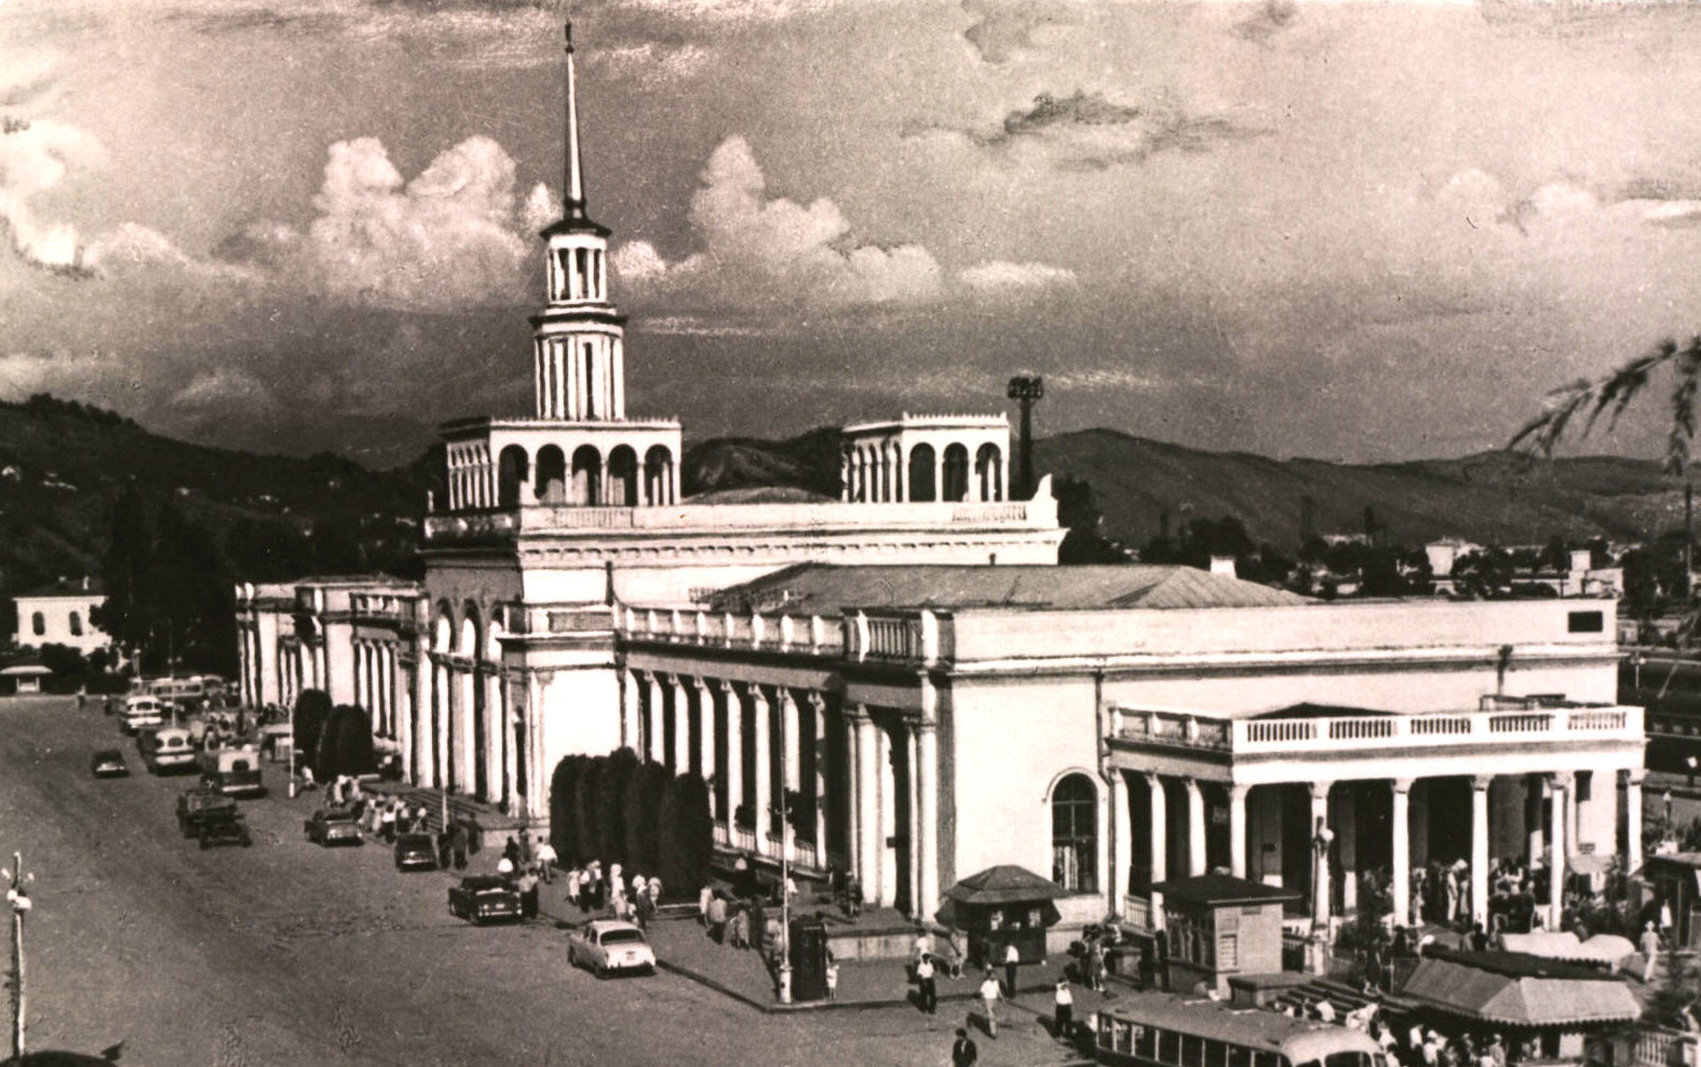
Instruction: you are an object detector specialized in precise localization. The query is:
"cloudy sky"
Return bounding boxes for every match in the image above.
[5,0,1701,466]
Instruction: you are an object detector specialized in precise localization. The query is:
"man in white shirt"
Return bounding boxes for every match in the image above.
[1004,942,1021,996]
[979,971,1002,1038]
[915,953,938,1015]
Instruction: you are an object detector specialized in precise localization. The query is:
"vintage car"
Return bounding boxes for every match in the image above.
[447,875,521,925]
[198,745,265,797]
[196,806,253,850]
[304,807,363,847]
[138,726,198,775]
[394,832,438,872]
[176,786,239,838]
[120,696,165,736]
[566,920,657,977]
[90,749,129,778]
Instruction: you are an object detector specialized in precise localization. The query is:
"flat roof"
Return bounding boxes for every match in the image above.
[1150,874,1304,906]
[707,564,1312,615]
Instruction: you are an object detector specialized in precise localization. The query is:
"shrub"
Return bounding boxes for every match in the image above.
[316,704,374,779]
[622,761,669,877]
[293,689,332,774]
[659,773,714,900]
[573,758,604,866]
[549,755,585,863]
[595,747,639,867]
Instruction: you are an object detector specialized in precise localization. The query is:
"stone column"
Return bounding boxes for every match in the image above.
[1186,778,1207,877]
[810,693,828,856]
[671,675,691,775]
[645,672,665,764]
[1527,773,1547,866]
[1146,773,1167,929]
[1549,773,1570,927]
[781,691,802,795]
[458,666,477,794]
[1627,769,1645,876]
[698,679,718,817]
[620,669,641,753]
[1392,779,1413,927]
[721,681,743,843]
[751,686,773,855]
[1470,775,1492,927]
[856,709,881,906]
[1229,783,1250,879]
[1311,781,1333,930]
[1110,771,1131,917]
[916,722,938,921]
[500,672,518,810]
[484,666,503,803]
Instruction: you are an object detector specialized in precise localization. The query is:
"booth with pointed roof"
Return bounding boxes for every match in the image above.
[936,865,1063,967]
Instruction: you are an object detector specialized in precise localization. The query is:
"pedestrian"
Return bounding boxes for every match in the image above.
[449,820,469,870]
[1054,977,1074,1043]
[608,863,626,913]
[1003,941,1020,996]
[707,893,728,943]
[1487,1035,1506,1067]
[518,830,535,869]
[379,799,396,842]
[566,866,582,912]
[916,953,938,1015]
[502,835,522,870]
[535,838,557,883]
[843,872,862,918]
[1643,920,1662,983]
[699,883,715,926]
[497,854,516,880]
[952,1027,979,1067]
[647,875,663,904]
[914,925,935,967]
[517,867,540,920]
[1086,941,1106,993]
[76,686,87,710]
[729,905,748,950]
[979,970,1002,1039]
[634,889,655,930]
[825,955,839,999]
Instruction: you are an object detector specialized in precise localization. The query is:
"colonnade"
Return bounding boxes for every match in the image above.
[404,651,521,817]
[841,442,1004,505]
[1109,768,1644,932]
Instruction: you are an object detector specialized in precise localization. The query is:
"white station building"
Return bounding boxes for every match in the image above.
[235,24,1643,937]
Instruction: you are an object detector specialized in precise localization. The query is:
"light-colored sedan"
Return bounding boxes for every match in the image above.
[566,920,657,978]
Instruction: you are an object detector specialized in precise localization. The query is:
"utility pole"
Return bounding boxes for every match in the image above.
[7,852,32,1061]
[1006,376,1044,501]
[778,703,793,1004]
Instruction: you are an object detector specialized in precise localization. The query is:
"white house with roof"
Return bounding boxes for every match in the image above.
[13,577,111,660]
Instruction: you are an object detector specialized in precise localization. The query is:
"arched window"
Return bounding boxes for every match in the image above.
[644,445,673,506]
[908,444,937,503]
[497,445,530,508]
[535,446,566,504]
[69,612,83,636]
[976,444,1003,502]
[31,612,45,636]
[571,446,602,506]
[942,443,970,503]
[607,446,638,507]
[1051,773,1098,893]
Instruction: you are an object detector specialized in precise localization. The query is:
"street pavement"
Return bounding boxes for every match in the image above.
[0,696,1091,1066]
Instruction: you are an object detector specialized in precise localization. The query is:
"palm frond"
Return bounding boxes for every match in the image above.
[1509,338,1695,469]
[1508,378,1596,457]
[1667,337,1701,476]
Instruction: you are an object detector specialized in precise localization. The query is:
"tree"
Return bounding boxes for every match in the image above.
[549,755,585,864]
[659,773,714,899]
[596,747,639,866]
[316,704,375,780]
[152,501,237,676]
[622,761,669,877]
[573,758,605,865]
[1513,335,1701,476]
[36,644,87,677]
[292,690,332,776]
[1054,477,1127,564]
[91,487,154,663]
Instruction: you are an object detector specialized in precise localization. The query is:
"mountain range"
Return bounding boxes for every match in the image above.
[0,396,1683,603]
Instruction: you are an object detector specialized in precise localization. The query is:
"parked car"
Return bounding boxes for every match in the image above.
[304,807,363,846]
[176,786,238,839]
[90,749,129,778]
[447,875,521,925]
[566,920,657,977]
[394,832,438,872]
[195,806,252,850]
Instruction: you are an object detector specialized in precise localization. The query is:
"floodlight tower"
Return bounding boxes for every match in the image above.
[1006,375,1044,501]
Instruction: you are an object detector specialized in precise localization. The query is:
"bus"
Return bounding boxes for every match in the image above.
[1093,992,1388,1067]
[138,726,198,775]
[120,695,166,736]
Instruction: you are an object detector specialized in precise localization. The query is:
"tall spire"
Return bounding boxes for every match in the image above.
[563,18,586,221]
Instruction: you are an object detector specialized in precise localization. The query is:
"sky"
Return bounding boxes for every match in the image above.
[5,0,1701,468]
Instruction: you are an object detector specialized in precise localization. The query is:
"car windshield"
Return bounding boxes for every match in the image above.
[601,929,646,945]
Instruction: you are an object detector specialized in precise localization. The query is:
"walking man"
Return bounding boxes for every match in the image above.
[979,969,1003,1039]
[1054,977,1074,1043]
[952,1027,979,1067]
[1003,941,1021,996]
[916,952,938,1015]
[1643,921,1662,984]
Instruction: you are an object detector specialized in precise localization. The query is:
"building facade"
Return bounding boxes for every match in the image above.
[13,577,111,660]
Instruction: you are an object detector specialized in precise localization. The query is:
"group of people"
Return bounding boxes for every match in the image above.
[561,859,665,926]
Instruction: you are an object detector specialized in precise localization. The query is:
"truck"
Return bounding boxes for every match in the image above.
[198,745,265,798]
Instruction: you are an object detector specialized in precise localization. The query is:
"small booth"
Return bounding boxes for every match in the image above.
[1150,874,1301,997]
[787,916,831,1002]
[1,665,52,696]
[937,865,1063,968]
[1643,853,1701,950]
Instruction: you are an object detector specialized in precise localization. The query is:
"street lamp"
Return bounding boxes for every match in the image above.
[778,704,793,1005]
[1006,375,1044,502]
[7,852,33,1061]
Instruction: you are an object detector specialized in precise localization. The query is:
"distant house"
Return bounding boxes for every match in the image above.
[13,577,112,660]
[0,665,52,695]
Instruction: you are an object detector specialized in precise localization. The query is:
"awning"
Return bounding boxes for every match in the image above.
[1499,930,1636,966]
[937,865,1064,928]
[1400,950,1641,1028]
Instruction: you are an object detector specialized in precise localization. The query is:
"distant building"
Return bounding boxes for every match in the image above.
[12,577,111,659]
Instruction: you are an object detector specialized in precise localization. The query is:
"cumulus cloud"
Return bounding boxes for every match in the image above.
[957,259,1077,295]
[616,135,945,308]
[0,117,107,275]
[1439,170,1701,236]
[909,89,1268,171]
[1232,0,1298,46]
[229,135,553,310]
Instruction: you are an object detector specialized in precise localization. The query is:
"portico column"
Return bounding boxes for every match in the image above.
[1392,779,1413,927]
[671,675,691,774]
[1228,783,1250,879]
[620,670,641,752]
[1311,781,1333,929]
[751,686,773,855]
[484,666,502,803]
[698,679,718,816]
[1146,773,1167,929]
[855,709,881,905]
[916,722,938,921]
[1110,771,1131,917]
[810,693,828,856]
[500,672,517,809]
[1470,776,1492,927]
[1627,769,1645,876]
[1186,778,1207,877]
[1549,773,1570,927]
[721,681,742,843]
[1527,773,1547,866]
[646,672,665,763]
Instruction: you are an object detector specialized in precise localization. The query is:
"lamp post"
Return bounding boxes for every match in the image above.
[778,701,793,1005]
[7,852,33,1061]
[1006,375,1044,501]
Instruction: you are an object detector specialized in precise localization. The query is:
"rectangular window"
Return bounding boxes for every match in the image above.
[1218,932,1239,971]
[1116,1021,1133,1054]
[1230,1047,1253,1067]
[575,248,589,297]
[1255,1053,1286,1067]
[1206,1040,1228,1067]
[1183,1034,1204,1067]
[1576,771,1592,802]
[1136,1025,1157,1060]
[1159,1030,1181,1064]
[1568,610,1604,633]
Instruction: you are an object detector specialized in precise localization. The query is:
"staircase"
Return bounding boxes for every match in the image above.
[1270,977,1379,1019]
[369,782,529,838]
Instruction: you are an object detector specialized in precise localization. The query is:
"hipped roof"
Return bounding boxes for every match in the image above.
[1400,950,1640,1028]
[944,865,1066,905]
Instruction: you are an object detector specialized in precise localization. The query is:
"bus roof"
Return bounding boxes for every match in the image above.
[1101,992,1381,1061]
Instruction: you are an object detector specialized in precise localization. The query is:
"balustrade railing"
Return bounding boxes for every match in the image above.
[1116,705,1641,755]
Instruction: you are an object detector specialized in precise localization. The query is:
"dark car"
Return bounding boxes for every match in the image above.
[90,749,129,778]
[196,807,252,850]
[448,875,521,925]
[304,807,363,847]
[394,832,438,872]
[176,787,238,838]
